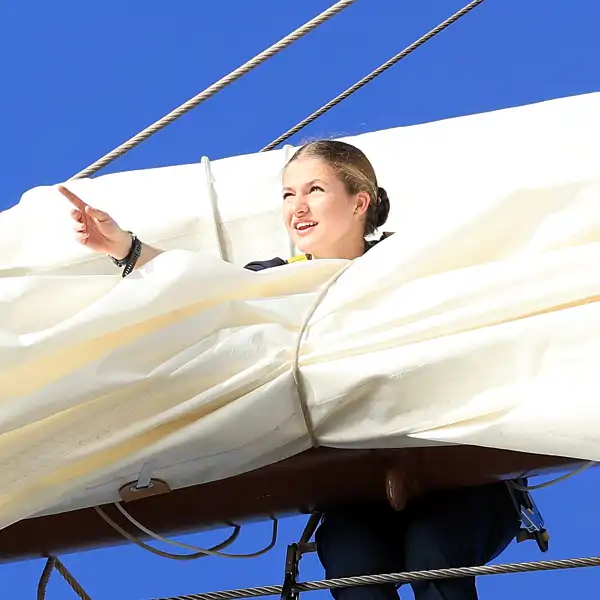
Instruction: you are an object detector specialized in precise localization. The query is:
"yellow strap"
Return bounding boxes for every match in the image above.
[288,254,311,264]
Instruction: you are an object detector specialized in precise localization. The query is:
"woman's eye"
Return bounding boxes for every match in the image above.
[283,192,292,200]
[310,185,323,193]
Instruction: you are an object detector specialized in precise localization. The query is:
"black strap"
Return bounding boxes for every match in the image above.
[122,235,142,277]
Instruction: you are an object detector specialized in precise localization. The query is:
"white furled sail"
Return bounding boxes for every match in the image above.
[1,92,599,532]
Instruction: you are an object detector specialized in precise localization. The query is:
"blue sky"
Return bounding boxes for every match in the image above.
[1,0,600,598]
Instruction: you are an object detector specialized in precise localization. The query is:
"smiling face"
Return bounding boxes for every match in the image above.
[282,157,370,259]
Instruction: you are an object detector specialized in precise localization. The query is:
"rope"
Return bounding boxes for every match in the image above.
[70,0,358,180]
[510,461,596,492]
[37,557,92,600]
[201,156,227,261]
[261,0,486,151]
[291,261,354,447]
[94,504,278,560]
[153,555,600,600]
[36,558,55,600]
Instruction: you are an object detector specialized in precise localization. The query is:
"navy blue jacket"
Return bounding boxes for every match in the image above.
[243,234,392,272]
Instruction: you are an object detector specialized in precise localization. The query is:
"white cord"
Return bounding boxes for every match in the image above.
[94,505,238,560]
[291,261,354,447]
[509,460,596,492]
[114,501,277,558]
[201,155,227,261]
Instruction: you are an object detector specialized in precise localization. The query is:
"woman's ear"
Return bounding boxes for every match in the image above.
[354,191,371,215]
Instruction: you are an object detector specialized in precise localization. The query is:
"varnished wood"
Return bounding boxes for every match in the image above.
[0,445,584,563]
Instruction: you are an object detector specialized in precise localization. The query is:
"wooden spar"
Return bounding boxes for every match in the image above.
[0,445,586,563]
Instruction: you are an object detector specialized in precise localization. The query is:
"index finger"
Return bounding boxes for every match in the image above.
[57,185,88,212]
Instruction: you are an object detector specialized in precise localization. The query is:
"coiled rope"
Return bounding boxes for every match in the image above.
[70,0,358,180]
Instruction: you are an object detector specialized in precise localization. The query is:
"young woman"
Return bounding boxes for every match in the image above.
[58,140,520,600]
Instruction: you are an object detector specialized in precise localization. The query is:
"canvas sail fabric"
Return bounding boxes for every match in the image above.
[0,92,599,532]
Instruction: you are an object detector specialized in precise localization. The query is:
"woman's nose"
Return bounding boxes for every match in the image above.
[292,198,309,215]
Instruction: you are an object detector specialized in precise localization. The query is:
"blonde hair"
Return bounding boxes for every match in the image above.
[285,140,390,236]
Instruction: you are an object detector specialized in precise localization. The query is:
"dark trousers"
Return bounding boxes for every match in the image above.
[315,482,520,600]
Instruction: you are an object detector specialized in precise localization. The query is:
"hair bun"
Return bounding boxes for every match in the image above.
[376,186,391,228]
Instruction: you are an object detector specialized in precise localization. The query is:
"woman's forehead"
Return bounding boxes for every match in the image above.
[283,158,336,186]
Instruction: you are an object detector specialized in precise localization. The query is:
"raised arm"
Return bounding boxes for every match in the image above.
[57,185,163,273]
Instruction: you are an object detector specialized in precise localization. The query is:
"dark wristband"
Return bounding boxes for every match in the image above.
[109,232,142,277]
[122,235,142,277]
[109,232,135,267]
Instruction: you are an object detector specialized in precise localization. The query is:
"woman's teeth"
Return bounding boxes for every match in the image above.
[296,222,317,231]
